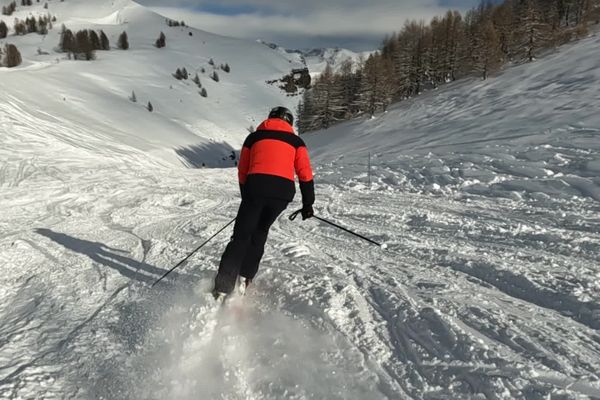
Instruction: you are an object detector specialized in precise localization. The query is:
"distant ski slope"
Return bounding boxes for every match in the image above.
[1,3,600,399]
[0,0,304,167]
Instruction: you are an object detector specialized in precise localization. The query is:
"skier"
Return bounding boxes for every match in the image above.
[213,106,315,299]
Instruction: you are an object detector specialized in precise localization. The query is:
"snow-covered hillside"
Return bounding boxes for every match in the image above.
[1,2,600,399]
[307,33,600,203]
[258,40,372,77]
[298,47,372,77]
[0,0,304,167]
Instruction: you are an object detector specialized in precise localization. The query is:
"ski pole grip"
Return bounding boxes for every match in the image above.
[289,209,302,221]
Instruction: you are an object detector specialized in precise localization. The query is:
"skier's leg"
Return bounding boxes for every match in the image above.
[214,198,262,294]
[239,198,288,281]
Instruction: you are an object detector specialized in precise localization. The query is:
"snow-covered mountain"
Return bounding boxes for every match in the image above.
[0,0,304,167]
[297,47,373,77]
[1,1,600,398]
[258,39,373,77]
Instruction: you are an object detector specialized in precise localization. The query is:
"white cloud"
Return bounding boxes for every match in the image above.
[143,1,476,50]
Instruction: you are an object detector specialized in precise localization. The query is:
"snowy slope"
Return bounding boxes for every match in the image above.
[1,4,600,399]
[307,33,600,203]
[0,0,304,167]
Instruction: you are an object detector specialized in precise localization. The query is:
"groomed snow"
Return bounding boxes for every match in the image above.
[1,1,600,399]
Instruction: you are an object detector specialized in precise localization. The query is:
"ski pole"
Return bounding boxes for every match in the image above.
[289,210,382,247]
[151,217,236,288]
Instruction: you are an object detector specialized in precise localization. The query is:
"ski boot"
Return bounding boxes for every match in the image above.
[212,288,227,302]
[238,276,252,296]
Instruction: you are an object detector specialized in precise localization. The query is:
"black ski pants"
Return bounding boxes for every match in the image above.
[214,196,288,294]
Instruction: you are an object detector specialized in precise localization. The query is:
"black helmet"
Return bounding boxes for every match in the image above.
[268,106,294,126]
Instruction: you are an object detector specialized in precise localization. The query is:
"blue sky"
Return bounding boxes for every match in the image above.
[139,0,482,51]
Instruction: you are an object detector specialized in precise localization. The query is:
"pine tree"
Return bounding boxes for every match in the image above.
[192,73,201,86]
[89,30,100,50]
[130,91,137,102]
[211,71,219,82]
[3,43,22,67]
[25,17,37,33]
[2,1,16,16]
[155,31,166,48]
[99,30,110,50]
[147,102,153,112]
[72,30,92,60]
[38,16,48,35]
[0,21,7,39]
[14,20,27,35]
[200,87,207,97]
[59,28,74,53]
[173,68,183,80]
[181,67,188,79]
[118,31,129,50]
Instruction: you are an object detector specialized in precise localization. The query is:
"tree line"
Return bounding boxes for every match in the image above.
[298,0,600,133]
[58,27,130,59]
[59,26,111,60]
[11,13,54,35]
[1,1,16,16]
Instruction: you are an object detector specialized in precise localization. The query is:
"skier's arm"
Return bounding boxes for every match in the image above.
[294,145,315,206]
[238,138,251,197]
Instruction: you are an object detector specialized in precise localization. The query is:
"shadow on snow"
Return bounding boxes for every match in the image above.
[175,142,238,169]
[35,228,189,286]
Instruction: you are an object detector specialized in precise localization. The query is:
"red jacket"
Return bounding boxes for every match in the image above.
[238,118,314,205]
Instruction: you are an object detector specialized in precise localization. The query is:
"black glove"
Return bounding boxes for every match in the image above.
[301,204,314,220]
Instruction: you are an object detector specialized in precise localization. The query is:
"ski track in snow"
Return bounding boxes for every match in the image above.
[1,146,600,399]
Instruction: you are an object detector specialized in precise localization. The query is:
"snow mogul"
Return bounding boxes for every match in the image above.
[213,106,315,298]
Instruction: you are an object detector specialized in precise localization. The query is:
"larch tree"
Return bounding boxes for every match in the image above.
[492,1,517,61]
[518,0,551,61]
[473,18,503,79]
